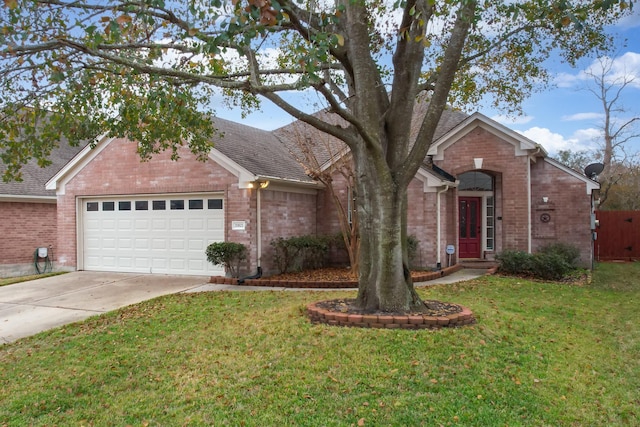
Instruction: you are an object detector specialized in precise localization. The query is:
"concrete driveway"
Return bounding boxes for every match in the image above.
[0,271,210,344]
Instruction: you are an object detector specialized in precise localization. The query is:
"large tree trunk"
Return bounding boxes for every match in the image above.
[353,144,424,313]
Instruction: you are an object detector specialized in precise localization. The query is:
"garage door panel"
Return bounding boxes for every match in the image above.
[189,218,205,230]
[103,238,116,249]
[152,219,166,229]
[208,218,224,229]
[151,239,166,250]
[135,239,149,250]
[170,219,185,229]
[118,219,133,229]
[189,239,205,250]
[86,238,100,250]
[189,259,205,270]
[135,258,149,268]
[82,194,225,276]
[135,219,150,229]
[170,239,184,250]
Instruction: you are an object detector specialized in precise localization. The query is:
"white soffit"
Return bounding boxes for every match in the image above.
[415,167,458,192]
[45,133,113,194]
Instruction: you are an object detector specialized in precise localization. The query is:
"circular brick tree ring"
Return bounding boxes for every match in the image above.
[307,299,476,329]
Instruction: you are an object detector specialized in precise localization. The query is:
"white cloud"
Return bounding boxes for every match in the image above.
[517,126,601,155]
[561,112,605,121]
[553,52,640,89]
[490,114,534,125]
[554,72,579,88]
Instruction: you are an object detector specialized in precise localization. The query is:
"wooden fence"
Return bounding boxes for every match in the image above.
[595,210,640,261]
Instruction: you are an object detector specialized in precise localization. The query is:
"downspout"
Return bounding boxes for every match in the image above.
[527,150,540,254]
[436,185,451,269]
[257,185,262,269]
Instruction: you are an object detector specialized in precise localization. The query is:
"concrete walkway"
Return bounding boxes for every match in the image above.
[1,268,488,345]
[185,268,489,292]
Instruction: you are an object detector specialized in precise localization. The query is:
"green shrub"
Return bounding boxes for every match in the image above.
[496,250,532,275]
[497,243,581,280]
[270,235,330,273]
[529,251,573,280]
[538,243,581,267]
[205,242,248,278]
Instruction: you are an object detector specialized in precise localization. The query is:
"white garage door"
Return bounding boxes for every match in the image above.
[81,194,225,276]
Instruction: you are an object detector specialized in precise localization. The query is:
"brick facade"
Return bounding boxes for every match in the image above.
[259,187,318,275]
[0,201,57,277]
[435,127,532,256]
[45,116,596,276]
[530,159,594,266]
[315,124,595,269]
[54,138,318,275]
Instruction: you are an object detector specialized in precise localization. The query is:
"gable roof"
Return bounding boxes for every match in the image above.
[0,138,86,201]
[428,112,547,160]
[47,117,317,193]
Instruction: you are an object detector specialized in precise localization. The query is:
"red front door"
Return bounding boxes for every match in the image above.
[459,197,482,258]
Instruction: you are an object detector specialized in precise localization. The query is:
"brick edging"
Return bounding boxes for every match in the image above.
[209,264,465,288]
[306,301,476,329]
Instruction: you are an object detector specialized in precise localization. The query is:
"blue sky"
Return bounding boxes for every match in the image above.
[214,9,640,160]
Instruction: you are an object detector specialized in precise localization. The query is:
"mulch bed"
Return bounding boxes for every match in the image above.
[315,298,462,317]
[264,267,444,282]
[267,267,358,282]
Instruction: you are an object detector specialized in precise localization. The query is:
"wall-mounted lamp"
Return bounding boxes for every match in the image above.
[248,180,270,190]
[542,196,549,203]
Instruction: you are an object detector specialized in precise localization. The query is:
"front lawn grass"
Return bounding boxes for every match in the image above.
[1,263,638,426]
[0,271,67,287]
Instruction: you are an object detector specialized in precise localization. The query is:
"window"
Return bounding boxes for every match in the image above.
[170,199,184,210]
[486,196,495,250]
[459,171,493,191]
[119,201,131,211]
[135,201,148,210]
[86,202,99,212]
[208,199,223,209]
[102,201,115,211]
[189,199,204,210]
[152,200,166,210]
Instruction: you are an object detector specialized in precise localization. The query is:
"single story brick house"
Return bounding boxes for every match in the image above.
[33,110,598,277]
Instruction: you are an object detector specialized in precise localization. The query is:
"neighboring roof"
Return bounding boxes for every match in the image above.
[211,117,313,183]
[0,138,86,200]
